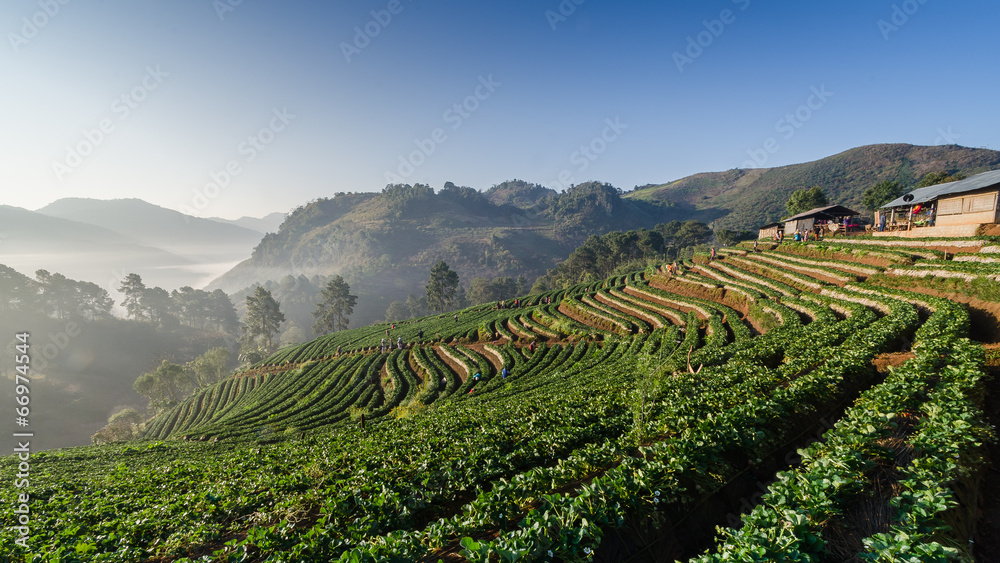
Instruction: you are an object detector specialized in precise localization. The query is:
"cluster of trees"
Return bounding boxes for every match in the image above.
[783,170,968,221]
[237,275,357,364]
[467,275,528,306]
[785,186,829,217]
[117,273,239,334]
[0,265,115,321]
[860,171,967,212]
[532,221,713,290]
[130,347,232,412]
[384,261,499,322]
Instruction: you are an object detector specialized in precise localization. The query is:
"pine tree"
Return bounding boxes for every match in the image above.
[426,261,459,312]
[118,273,146,320]
[312,275,357,335]
[243,286,286,351]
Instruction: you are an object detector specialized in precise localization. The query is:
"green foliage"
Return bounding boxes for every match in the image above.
[861,180,904,211]
[186,347,232,387]
[91,408,144,444]
[714,228,754,247]
[5,239,995,563]
[312,275,358,335]
[117,272,146,321]
[243,286,286,351]
[426,260,460,313]
[132,360,194,410]
[785,185,828,217]
[536,221,712,290]
[914,170,966,188]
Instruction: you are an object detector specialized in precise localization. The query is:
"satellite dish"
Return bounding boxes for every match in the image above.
[903,194,914,202]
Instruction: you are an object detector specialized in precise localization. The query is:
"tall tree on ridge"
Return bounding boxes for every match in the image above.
[312,275,357,335]
[426,260,459,313]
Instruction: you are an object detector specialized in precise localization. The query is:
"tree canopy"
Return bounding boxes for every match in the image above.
[785,186,828,217]
[312,275,357,335]
[861,180,904,212]
[915,170,966,188]
[243,286,286,352]
[426,261,460,313]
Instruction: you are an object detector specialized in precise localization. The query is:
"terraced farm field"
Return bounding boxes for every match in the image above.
[3,236,998,562]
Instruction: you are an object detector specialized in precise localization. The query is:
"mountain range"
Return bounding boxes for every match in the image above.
[3,143,998,317]
[0,199,273,292]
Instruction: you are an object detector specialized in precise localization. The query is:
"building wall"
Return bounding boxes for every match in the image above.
[935,190,999,226]
[758,227,780,239]
[787,218,814,233]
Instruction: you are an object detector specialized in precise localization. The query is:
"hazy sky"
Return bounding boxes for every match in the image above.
[2,0,997,219]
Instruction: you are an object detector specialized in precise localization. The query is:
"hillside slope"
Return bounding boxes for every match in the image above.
[8,235,997,562]
[627,143,1000,229]
[207,181,701,324]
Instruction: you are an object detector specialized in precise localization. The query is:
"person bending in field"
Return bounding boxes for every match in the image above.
[397,337,403,350]
[501,367,509,379]
[473,372,481,381]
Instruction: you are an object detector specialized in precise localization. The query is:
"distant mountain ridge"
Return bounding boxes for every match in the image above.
[207,212,286,234]
[207,181,696,324]
[37,198,263,259]
[626,143,1000,229]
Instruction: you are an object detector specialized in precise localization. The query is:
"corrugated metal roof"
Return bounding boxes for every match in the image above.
[881,169,1000,209]
[781,205,859,223]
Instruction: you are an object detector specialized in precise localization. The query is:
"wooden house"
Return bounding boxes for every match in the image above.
[878,169,1000,237]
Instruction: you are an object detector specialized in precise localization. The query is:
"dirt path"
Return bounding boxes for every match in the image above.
[627,282,706,319]
[468,343,503,371]
[594,292,663,329]
[434,345,468,382]
[557,302,616,333]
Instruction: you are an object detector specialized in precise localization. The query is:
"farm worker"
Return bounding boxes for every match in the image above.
[879,212,887,232]
[753,239,759,252]
[473,372,481,381]
[454,314,459,322]
[793,231,801,242]
[468,387,475,394]
[397,337,403,350]
[502,367,509,379]
[710,248,716,260]
[528,341,535,353]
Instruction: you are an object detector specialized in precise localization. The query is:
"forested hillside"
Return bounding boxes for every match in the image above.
[628,143,1000,229]
[209,181,700,326]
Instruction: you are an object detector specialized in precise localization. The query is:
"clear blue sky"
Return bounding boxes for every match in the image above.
[2,0,997,219]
